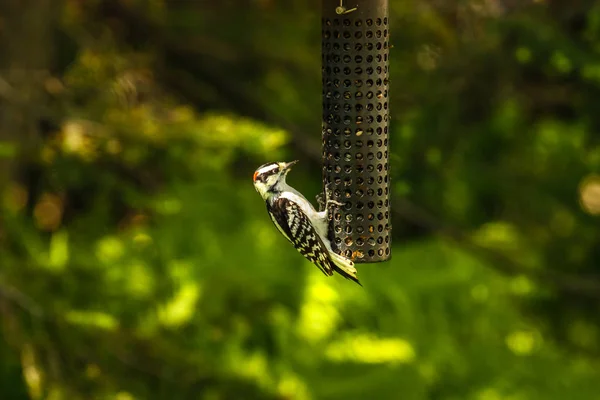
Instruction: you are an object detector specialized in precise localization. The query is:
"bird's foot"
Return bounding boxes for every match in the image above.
[323,182,344,209]
[316,192,326,212]
[326,199,345,208]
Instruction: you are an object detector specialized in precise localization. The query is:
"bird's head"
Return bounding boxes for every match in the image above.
[253,160,298,199]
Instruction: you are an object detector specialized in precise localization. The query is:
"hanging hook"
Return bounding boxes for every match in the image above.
[335,0,358,14]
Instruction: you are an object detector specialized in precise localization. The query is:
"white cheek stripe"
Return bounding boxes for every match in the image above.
[257,164,279,176]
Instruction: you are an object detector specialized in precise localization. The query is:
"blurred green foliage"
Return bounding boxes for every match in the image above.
[1,0,600,399]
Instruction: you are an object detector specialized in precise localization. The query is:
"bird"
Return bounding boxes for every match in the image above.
[252,160,361,286]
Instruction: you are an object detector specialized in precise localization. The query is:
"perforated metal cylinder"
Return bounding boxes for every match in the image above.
[322,0,391,263]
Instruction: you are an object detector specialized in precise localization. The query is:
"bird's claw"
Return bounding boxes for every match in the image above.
[324,182,334,203]
[323,182,344,210]
[326,199,344,208]
[316,193,326,212]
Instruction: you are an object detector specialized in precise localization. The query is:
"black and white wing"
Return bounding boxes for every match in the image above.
[267,196,334,277]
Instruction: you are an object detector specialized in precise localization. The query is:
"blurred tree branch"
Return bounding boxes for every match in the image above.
[0,0,56,204]
[0,281,44,317]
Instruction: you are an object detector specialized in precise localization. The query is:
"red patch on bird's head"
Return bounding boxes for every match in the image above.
[253,171,259,182]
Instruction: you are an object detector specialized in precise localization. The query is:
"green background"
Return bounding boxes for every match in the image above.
[1,1,600,399]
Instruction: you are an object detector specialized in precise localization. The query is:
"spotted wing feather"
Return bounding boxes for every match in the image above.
[267,197,334,277]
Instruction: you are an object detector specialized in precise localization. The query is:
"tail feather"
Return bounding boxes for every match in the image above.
[329,252,362,286]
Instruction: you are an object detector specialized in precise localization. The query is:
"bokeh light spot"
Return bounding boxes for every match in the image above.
[506,331,538,355]
[579,175,600,215]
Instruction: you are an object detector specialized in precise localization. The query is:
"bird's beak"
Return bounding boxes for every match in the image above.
[283,160,298,172]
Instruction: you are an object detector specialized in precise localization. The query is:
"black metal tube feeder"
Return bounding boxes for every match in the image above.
[321,0,391,263]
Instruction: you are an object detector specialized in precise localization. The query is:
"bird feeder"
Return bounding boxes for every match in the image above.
[321,0,391,263]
